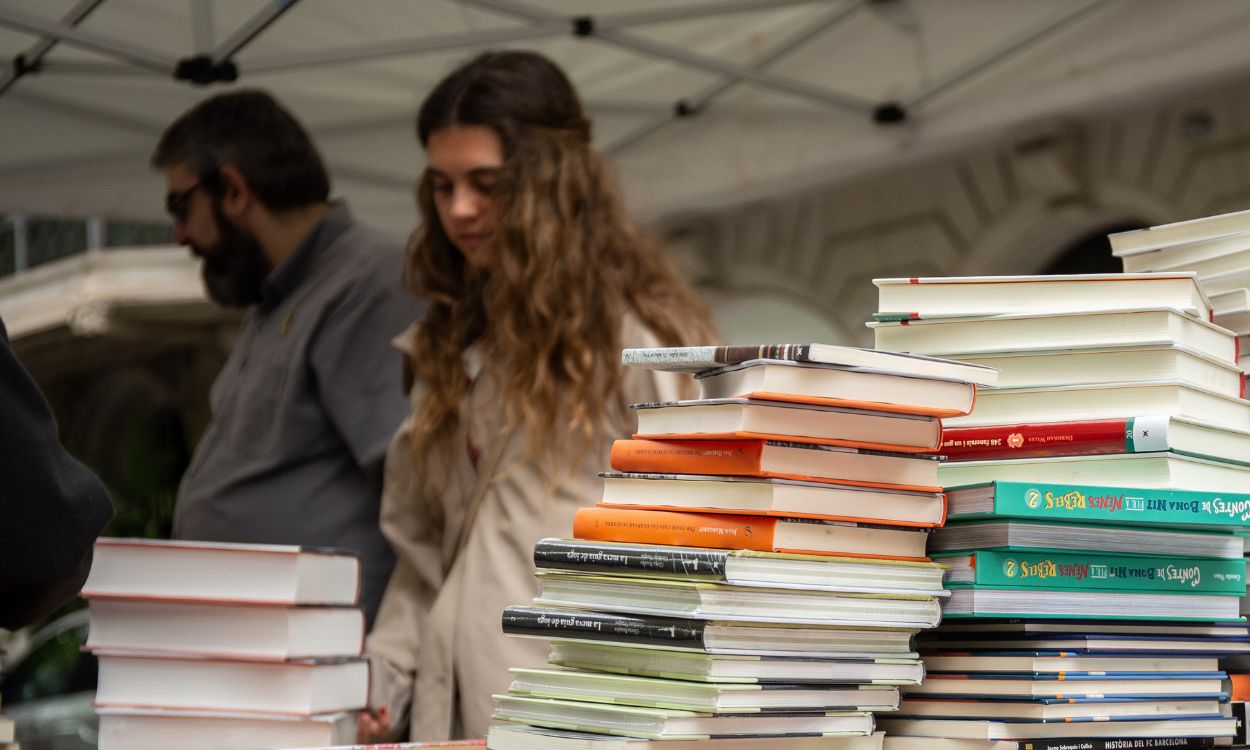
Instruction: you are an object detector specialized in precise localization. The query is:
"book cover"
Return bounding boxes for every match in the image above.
[936,550,1246,595]
[940,417,1183,461]
[946,481,1250,529]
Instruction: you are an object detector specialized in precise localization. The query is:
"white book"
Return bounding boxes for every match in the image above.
[489,725,885,750]
[1215,305,1250,336]
[950,345,1244,396]
[875,273,1211,320]
[870,308,1237,363]
[1152,246,1250,279]
[1120,230,1250,272]
[928,520,1242,559]
[82,538,359,606]
[1210,287,1250,314]
[1201,268,1250,294]
[942,380,1250,433]
[937,451,1250,494]
[94,652,368,715]
[896,698,1221,722]
[941,588,1239,620]
[85,599,364,660]
[96,708,356,750]
[1109,209,1250,254]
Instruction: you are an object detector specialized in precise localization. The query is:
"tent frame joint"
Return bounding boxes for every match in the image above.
[571,15,595,37]
[12,53,40,78]
[873,101,907,125]
[174,54,238,86]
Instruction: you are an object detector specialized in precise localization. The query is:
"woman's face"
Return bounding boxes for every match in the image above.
[425,124,505,269]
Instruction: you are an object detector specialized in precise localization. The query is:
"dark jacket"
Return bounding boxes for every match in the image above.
[0,316,113,630]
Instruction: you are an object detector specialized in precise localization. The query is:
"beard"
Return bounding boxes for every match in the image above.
[191,202,271,307]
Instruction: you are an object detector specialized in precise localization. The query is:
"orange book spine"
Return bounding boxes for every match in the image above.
[610,438,767,475]
[574,506,781,552]
[1231,673,1250,701]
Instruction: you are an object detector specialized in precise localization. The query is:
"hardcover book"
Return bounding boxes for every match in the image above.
[901,673,1227,699]
[874,273,1211,321]
[936,452,1250,495]
[877,716,1236,741]
[928,520,1243,560]
[941,588,1240,621]
[489,725,884,750]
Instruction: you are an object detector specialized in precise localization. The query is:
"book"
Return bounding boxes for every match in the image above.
[1109,209,1250,254]
[943,481,1250,531]
[1201,268,1250,295]
[489,724,886,750]
[874,274,1212,321]
[599,472,947,527]
[572,506,933,560]
[694,359,977,417]
[621,344,998,386]
[919,654,1219,674]
[941,381,1250,433]
[919,622,1250,637]
[1150,248,1250,282]
[928,521,1243,560]
[937,452,1250,495]
[506,668,901,713]
[501,606,921,658]
[939,417,1250,465]
[1210,287,1250,315]
[93,652,368,715]
[869,309,1236,362]
[901,674,1227,699]
[1215,306,1250,336]
[935,550,1246,595]
[492,695,874,740]
[535,538,947,595]
[918,636,1250,655]
[942,588,1240,621]
[1119,230,1250,273]
[895,698,1222,722]
[882,735,1219,750]
[877,717,1236,741]
[609,438,941,490]
[547,640,926,684]
[85,599,364,660]
[82,538,360,606]
[632,399,943,453]
[532,572,943,627]
[949,345,1245,395]
[96,708,357,750]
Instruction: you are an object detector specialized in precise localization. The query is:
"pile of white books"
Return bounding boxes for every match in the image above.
[81,538,368,750]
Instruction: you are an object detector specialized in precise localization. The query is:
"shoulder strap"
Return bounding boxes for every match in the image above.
[449,427,516,564]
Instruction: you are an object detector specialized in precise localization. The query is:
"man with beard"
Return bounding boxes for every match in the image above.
[153,90,422,627]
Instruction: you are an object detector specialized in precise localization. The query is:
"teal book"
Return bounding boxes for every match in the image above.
[935,549,1247,595]
[946,481,1250,529]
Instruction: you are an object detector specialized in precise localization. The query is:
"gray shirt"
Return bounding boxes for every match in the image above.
[174,202,424,627]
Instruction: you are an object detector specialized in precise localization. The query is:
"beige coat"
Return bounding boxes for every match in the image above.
[366,318,693,741]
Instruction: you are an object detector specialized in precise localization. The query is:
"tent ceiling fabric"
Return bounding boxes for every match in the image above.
[2,0,1250,234]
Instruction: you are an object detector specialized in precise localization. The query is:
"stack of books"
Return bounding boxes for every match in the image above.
[486,344,996,750]
[80,538,368,750]
[1110,210,1250,373]
[867,273,1248,747]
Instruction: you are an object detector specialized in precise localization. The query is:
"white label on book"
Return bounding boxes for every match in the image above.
[1131,415,1170,452]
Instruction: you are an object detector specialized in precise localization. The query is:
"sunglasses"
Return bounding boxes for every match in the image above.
[165,182,203,222]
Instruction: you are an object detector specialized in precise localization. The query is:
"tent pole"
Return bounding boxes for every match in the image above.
[0,6,173,74]
[904,0,1110,112]
[211,0,302,65]
[192,0,214,53]
[0,0,108,98]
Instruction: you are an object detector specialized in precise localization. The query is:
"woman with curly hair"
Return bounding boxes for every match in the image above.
[362,50,718,742]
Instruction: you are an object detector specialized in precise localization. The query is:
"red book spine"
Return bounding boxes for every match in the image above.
[940,419,1130,461]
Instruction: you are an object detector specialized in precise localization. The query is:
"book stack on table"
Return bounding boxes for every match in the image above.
[79,538,368,750]
[866,272,1249,748]
[486,344,994,750]
[1110,209,1250,373]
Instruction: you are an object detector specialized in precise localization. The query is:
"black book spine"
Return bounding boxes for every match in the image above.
[1015,738,1217,750]
[533,539,730,581]
[501,606,708,649]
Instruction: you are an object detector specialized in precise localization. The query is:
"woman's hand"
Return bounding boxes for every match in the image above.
[356,706,392,743]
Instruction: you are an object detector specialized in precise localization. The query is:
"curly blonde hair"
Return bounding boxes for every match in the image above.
[405,50,717,467]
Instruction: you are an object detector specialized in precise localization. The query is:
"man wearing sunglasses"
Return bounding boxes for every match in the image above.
[152,90,423,628]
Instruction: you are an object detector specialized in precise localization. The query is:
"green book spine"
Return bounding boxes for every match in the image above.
[950,481,1250,528]
[938,549,1247,594]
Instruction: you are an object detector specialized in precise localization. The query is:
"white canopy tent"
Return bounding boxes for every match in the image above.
[2,0,1250,235]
